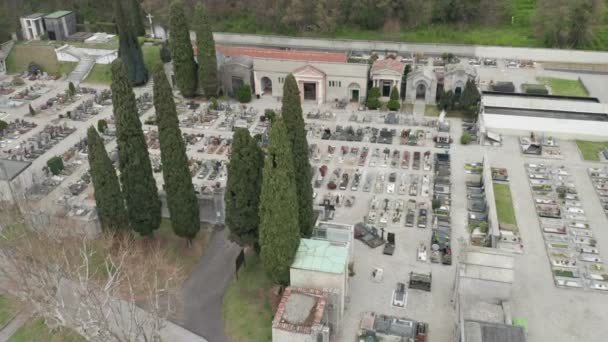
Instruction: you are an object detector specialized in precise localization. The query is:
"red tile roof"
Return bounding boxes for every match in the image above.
[216,45,347,63]
[371,58,406,74]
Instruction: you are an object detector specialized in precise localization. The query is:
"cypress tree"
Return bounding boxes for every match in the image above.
[225,128,264,247]
[115,0,148,85]
[87,126,129,232]
[387,85,400,111]
[194,3,219,97]
[461,79,481,116]
[169,1,197,97]
[281,74,314,237]
[111,59,161,237]
[259,118,301,284]
[129,0,146,37]
[153,66,200,244]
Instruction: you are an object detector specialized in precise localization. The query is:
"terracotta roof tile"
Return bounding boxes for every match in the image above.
[371,58,406,74]
[216,45,347,63]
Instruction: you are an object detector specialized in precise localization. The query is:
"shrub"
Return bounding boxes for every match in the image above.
[47,156,64,175]
[160,41,172,63]
[236,84,252,103]
[0,120,7,131]
[367,87,381,110]
[264,109,276,122]
[97,119,108,133]
[387,85,400,111]
[29,104,36,116]
[209,97,219,111]
[460,132,472,145]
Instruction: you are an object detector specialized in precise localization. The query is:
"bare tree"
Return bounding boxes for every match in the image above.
[0,228,184,342]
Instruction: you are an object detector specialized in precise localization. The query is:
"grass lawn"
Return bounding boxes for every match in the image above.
[7,317,86,342]
[223,254,273,342]
[493,183,517,226]
[6,44,77,76]
[83,45,161,85]
[576,140,608,161]
[0,294,21,328]
[537,77,589,97]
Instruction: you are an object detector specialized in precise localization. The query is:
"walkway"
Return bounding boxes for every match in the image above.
[63,46,96,83]
[172,228,241,342]
[0,309,33,342]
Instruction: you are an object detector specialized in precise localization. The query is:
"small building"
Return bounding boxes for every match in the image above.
[290,239,349,316]
[272,287,340,342]
[480,92,608,141]
[218,56,253,97]
[0,159,32,203]
[444,64,477,96]
[370,58,406,99]
[215,45,368,105]
[43,11,77,41]
[405,67,438,104]
[20,13,46,40]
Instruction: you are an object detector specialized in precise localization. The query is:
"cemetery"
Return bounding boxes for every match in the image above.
[525,163,608,291]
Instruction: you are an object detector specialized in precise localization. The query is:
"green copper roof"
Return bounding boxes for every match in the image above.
[44,11,72,19]
[291,239,348,274]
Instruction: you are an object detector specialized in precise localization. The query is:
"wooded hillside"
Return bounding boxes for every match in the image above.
[1,0,607,50]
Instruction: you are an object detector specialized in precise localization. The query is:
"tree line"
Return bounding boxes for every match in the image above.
[1,0,605,49]
[225,74,314,284]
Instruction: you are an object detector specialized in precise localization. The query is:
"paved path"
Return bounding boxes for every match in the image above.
[0,309,32,342]
[173,228,241,342]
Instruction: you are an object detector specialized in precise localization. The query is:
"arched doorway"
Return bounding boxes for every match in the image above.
[455,87,462,96]
[261,77,272,95]
[348,83,361,102]
[416,83,426,100]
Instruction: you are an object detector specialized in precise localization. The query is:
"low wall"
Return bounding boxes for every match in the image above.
[213,32,608,65]
[55,45,118,64]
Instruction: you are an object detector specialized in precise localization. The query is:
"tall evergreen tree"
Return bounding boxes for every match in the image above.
[259,118,301,284]
[169,1,197,97]
[387,85,400,111]
[87,126,129,232]
[153,66,200,244]
[460,79,481,116]
[111,59,161,237]
[129,0,146,37]
[281,74,314,237]
[225,128,264,247]
[194,3,219,97]
[114,0,148,85]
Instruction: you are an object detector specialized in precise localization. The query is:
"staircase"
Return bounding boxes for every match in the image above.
[62,46,96,83]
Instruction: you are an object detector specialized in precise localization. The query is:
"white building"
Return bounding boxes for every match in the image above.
[20,13,45,40]
[216,45,369,105]
[370,58,405,99]
[480,93,608,141]
[290,239,349,316]
[405,67,438,104]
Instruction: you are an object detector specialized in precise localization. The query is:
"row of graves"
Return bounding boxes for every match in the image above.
[307,124,435,147]
[520,133,562,159]
[2,124,76,161]
[430,153,452,265]
[588,167,608,218]
[525,163,608,291]
[26,138,89,200]
[0,119,37,148]
[465,162,491,247]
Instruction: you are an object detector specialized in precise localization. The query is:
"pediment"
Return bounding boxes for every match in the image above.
[292,65,326,78]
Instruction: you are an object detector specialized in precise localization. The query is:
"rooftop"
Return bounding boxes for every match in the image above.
[0,159,32,181]
[23,13,45,19]
[371,58,406,74]
[461,249,515,284]
[272,287,327,334]
[216,45,347,63]
[44,11,73,19]
[291,239,348,274]
[464,320,526,342]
